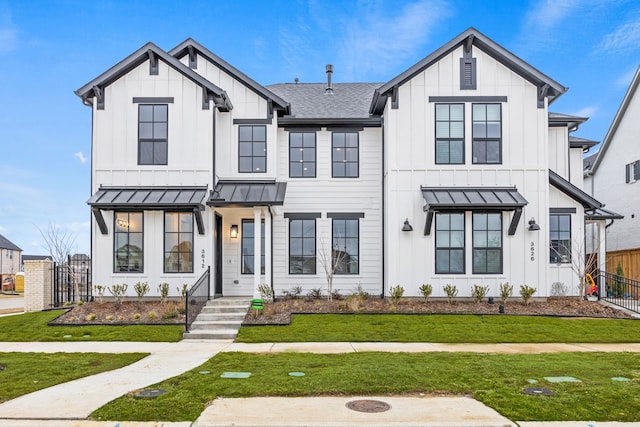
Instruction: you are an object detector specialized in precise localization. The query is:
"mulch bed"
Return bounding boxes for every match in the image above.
[243,297,637,325]
[48,300,186,325]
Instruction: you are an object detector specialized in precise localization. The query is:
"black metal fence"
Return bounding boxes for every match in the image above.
[595,270,640,315]
[185,266,210,332]
[53,256,92,307]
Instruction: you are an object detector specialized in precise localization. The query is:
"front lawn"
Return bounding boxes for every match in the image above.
[91,351,640,422]
[0,352,147,402]
[237,313,640,343]
[0,311,183,342]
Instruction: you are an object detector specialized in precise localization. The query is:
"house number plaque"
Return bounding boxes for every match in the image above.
[530,242,535,261]
[201,249,206,268]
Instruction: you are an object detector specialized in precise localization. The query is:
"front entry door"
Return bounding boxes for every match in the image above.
[214,213,223,297]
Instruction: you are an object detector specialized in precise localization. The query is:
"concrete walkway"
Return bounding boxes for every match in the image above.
[0,294,23,315]
[2,340,640,426]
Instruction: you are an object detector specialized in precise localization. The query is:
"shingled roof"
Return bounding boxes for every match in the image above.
[0,234,21,251]
[267,83,381,120]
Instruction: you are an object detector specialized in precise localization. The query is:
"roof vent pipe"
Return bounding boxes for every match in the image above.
[325,64,333,94]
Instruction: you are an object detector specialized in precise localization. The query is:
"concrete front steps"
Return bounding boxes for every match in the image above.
[183,297,251,340]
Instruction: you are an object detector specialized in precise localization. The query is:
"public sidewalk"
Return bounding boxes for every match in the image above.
[2,340,640,426]
[0,293,23,315]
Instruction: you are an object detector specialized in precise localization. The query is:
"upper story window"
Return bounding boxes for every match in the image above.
[549,214,571,264]
[435,212,465,274]
[472,213,502,274]
[332,132,359,178]
[472,103,501,164]
[626,160,640,183]
[435,104,464,164]
[138,104,168,165]
[289,132,316,178]
[164,212,193,273]
[239,125,266,173]
[114,212,143,273]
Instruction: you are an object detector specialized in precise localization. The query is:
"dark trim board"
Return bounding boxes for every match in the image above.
[429,96,507,103]
[284,212,322,220]
[133,97,174,103]
[233,118,273,125]
[327,212,365,219]
[550,207,577,214]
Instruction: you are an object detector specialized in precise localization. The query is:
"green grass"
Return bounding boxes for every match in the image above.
[0,352,147,402]
[0,311,183,342]
[237,314,640,343]
[91,351,640,422]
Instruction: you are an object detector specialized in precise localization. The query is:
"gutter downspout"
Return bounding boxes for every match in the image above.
[381,115,385,299]
[269,207,275,301]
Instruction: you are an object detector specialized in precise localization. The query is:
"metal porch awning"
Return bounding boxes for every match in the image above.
[87,186,207,235]
[207,180,287,207]
[421,186,528,236]
[585,207,624,221]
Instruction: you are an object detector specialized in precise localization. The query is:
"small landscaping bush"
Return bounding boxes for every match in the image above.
[443,284,458,304]
[157,283,170,304]
[389,285,404,304]
[419,284,432,302]
[133,281,150,300]
[107,284,128,305]
[499,282,513,303]
[471,284,489,304]
[519,284,536,305]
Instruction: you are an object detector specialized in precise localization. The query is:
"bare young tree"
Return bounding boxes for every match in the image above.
[37,222,80,303]
[552,237,600,298]
[318,237,349,301]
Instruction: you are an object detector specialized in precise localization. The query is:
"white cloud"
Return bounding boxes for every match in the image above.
[74,151,87,164]
[597,19,640,54]
[572,105,599,118]
[524,0,581,30]
[337,0,451,80]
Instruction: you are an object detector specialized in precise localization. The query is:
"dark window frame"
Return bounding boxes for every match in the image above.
[435,212,466,274]
[435,103,465,164]
[289,131,317,178]
[549,214,572,264]
[241,219,265,275]
[472,212,503,274]
[332,217,360,275]
[472,103,502,165]
[163,211,194,273]
[238,125,267,173]
[288,218,316,275]
[331,131,359,178]
[138,104,168,165]
[113,211,144,273]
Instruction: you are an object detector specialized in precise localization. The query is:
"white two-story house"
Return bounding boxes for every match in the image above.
[76,28,615,299]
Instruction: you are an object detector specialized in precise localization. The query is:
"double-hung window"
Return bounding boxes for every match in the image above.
[164,212,193,273]
[472,213,502,274]
[435,213,465,274]
[239,125,266,173]
[625,160,640,183]
[472,103,501,164]
[549,214,571,263]
[288,217,316,274]
[138,104,168,165]
[332,132,359,177]
[331,217,360,274]
[241,219,265,274]
[114,212,143,272]
[435,104,464,164]
[289,132,316,177]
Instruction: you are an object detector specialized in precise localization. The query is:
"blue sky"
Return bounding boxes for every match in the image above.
[1,0,639,256]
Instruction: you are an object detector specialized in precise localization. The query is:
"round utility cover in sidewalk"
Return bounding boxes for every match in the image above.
[134,389,167,399]
[346,399,391,413]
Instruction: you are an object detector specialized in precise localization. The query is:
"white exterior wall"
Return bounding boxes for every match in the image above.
[590,86,640,252]
[270,127,383,297]
[384,46,553,297]
[91,59,215,296]
[548,127,569,180]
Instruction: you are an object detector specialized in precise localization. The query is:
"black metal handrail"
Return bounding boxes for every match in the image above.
[595,270,640,315]
[185,266,210,332]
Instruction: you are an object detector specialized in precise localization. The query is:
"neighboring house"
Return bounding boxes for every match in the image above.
[585,66,640,278]
[0,234,22,287]
[21,255,53,272]
[76,28,615,299]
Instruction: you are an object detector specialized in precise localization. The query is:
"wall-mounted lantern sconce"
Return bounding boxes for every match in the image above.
[402,218,413,232]
[230,224,239,238]
[528,218,540,231]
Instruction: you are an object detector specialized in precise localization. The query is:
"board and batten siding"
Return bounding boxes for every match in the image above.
[269,127,383,297]
[383,45,553,297]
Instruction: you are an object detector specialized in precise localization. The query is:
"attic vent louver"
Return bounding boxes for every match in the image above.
[460,36,476,90]
[325,64,333,94]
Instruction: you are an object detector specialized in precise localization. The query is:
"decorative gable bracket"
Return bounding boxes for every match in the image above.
[148,50,158,75]
[538,84,550,108]
[187,45,197,69]
[92,85,104,110]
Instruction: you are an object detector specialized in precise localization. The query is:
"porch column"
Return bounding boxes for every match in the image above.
[253,207,262,299]
[265,208,272,293]
[597,221,607,274]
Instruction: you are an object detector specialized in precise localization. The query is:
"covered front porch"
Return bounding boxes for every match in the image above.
[208,180,287,298]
